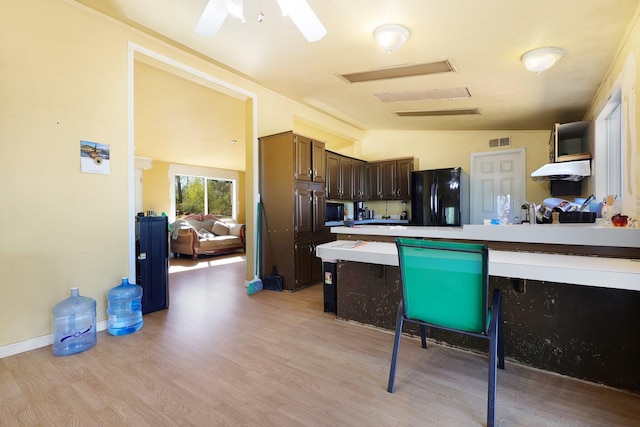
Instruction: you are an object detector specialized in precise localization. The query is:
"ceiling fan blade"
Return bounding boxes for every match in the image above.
[276,0,326,42]
[195,0,229,36]
[224,0,245,22]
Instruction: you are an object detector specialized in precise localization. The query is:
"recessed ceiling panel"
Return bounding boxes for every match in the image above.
[338,60,457,83]
[395,109,480,117]
[375,87,471,102]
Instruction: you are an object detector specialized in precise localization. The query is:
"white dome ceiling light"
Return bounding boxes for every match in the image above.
[521,47,565,74]
[374,24,411,53]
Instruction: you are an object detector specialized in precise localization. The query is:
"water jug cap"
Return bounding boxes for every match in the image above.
[70,287,79,296]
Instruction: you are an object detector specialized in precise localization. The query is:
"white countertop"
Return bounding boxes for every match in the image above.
[316,240,640,292]
[325,219,410,227]
[330,223,640,248]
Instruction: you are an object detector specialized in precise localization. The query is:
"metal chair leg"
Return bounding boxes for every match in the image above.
[419,324,427,349]
[497,295,505,370]
[387,300,405,393]
[487,289,503,427]
[487,315,498,427]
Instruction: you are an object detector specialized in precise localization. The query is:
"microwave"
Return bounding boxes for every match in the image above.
[326,202,344,222]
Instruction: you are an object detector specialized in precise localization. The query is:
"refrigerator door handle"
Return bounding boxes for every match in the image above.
[429,181,436,224]
[434,176,439,224]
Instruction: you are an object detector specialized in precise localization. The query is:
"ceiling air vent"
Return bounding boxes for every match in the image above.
[489,137,510,148]
[339,59,457,83]
[394,108,479,117]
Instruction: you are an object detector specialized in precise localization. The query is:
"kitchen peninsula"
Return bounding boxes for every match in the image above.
[316,223,640,393]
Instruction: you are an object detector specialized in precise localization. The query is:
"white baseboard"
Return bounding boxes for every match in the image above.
[0,320,108,359]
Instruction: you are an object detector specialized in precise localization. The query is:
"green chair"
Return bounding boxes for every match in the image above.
[388,238,505,427]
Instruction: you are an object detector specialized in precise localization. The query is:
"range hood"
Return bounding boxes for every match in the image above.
[531,160,591,182]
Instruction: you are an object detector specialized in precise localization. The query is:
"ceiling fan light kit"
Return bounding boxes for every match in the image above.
[521,47,564,74]
[374,24,410,52]
[195,0,326,42]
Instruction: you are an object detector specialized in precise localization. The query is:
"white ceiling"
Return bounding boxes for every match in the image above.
[75,0,639,131]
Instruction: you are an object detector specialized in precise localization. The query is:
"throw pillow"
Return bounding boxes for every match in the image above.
[211,221,230,236]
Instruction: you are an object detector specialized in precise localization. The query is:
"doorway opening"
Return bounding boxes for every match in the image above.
[127,42,258,282]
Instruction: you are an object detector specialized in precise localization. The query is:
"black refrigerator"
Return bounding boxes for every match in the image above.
[410,167,469,226]
[135,215,169,314]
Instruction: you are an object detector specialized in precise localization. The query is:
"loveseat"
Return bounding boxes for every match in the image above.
[170,214,246,260]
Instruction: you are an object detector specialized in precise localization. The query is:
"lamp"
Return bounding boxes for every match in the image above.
[374,24,410,52]
[521,47,564,74]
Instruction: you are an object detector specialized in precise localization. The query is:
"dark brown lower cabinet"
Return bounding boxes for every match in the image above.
[294,235,326,289]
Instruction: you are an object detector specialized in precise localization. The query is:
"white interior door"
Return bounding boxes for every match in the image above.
[470,149,526,224]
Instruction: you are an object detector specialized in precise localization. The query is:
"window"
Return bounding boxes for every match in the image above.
[605,99,622,196]
[595,87,623,200]
[175,174,235,219]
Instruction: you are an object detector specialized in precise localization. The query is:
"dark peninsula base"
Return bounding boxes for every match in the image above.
[336,260,640,393]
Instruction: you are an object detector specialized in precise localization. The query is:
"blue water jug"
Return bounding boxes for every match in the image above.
[107,277,143,336]
[52,288,97,356]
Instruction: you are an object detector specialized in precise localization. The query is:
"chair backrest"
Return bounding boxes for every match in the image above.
[396,238,489,333]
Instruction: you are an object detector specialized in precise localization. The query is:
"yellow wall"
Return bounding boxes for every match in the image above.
[1,0,132,348]
[134,60,248,173]
[293,118,358,152]
[585,4,640,217]
[0,0,357,349]
[142,161,171,215]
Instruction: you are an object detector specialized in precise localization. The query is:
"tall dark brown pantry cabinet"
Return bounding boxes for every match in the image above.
[259,132,328,291]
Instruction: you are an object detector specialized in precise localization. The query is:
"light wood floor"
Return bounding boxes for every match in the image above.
[1,254,639,426]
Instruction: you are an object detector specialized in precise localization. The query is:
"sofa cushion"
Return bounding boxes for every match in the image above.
[199,235,242,251]
[211,221,230,236]
[197,228,215,238]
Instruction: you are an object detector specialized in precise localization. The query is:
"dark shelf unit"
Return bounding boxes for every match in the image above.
[135,216,169,314]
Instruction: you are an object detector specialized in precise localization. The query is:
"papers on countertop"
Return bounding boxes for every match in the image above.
[331,240,368,249]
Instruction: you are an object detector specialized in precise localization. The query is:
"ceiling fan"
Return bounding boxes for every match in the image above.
[195,0,327,42]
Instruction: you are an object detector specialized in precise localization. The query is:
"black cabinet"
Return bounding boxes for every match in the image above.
[136,216,169,314]
[550,121,593,162]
